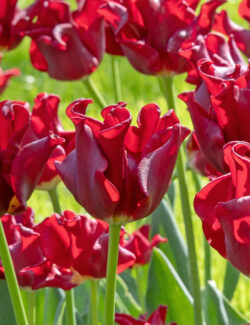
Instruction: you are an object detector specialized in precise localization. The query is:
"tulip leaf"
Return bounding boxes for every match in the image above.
[152,199,191,291]
[43,288,65,325]
[223,261,240,301]
[0,280,16,325]
[53,297,66,325]
[204,281,249,325]
[146,248,194,325]
[167,181,176,207]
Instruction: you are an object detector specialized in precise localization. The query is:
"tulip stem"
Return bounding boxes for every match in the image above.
[47,188,77,325]
[104,223,122,325]
[191,171,212,282]
[162,76,203,325]
[160,76,175,110]
[111,56,122,102]
[83,77,107,108]
[0,220,28,325]
[28,291,36,325]
[90,279,99,325]
[48,187,61,214]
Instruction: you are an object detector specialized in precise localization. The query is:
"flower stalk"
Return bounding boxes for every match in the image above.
[161,76,203,325]
[90,279,99,325]
[83,77,107,108]
[104,223,122,325]
[111,56,122,102]
[0,219,28,325]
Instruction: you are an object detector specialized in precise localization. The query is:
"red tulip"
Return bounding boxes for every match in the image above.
[55,100,189,223]
[180,32,247,85]
[194,141,250,276]
[18,0,105,80]
[0,208,74,290]
[34,211,135,282]
[0,55,20,95]
[0,99,64,215]
[214,6,250,57]
[100,0,225,76]
[115,305,176,325]
[0,0,23,50]
[179,55,250,174]
[123,225,167,266]
[27,93,75,190]
[186,132,222,180]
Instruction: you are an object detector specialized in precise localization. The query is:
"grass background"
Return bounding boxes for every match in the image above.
[0,0,249,320]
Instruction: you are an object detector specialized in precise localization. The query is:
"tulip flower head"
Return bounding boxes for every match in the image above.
[56,99,190,224]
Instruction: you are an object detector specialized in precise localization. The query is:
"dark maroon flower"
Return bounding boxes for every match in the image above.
[100,0,225,76]
[27,93,75,190]
[123,225,167,266]
[0,99,64,215]
[34,211,135,282]
[0,208,74,290]
[56,100,189,223]
[18,0,105,80]
[180,32,247,85]
[214,5,250,57]
[0,0,23,50]
[115,305,176,325]
[179,54,250,174]
[0,55,20,95]
[186,132,222,180]
[194,141,250,276]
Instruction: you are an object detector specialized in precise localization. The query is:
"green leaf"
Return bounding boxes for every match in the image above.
[0,280,16,325]
[146,249,194,325]
[205,281,249,325]
[151,200,190,291]
[223,262,240,301]
[53,297,66,325]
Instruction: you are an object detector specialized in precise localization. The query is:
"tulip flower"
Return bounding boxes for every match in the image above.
[0,0,23,50]
[34,210,135,282]
[0,208,75,290]
[17,0,105,81]
[27,93,75,190]
[186,132,222,180]
[0,99,64,215]
[179,52,250,174]
[123,225,167,266]
[214,4,250,57]
[180,33,247,85]
[194,141,250,276]
[100,0,225,76]
[0,55,20,95]
[115,305,176,325]
[56,99,189,224]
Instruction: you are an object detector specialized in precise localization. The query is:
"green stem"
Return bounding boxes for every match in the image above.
[65,290,76,325]
[162,76,203,325]
[111,56,122,102]
[104,223,122,325]
[47,188,76,325]
[135,267,145,310]
[28,291,36,325]
[48,187,61,214]
[161,76,176,110]
[83,77,107,108]
[191,171,211,282]
[90,280,98,325]
[0,220,28,325]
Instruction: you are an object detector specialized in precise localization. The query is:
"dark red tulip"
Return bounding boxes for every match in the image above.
[56,100,189,223]
[179,52,250,174]
[186,132,222,180]
[100,0,225,76]
[0,0,23,50]
[123,225,167,266]
[18,0,105,80]
[27,93,75,190]
[214,5,250,57]
[0,208,74,290]
[35,211,135,282]
[180,32,247,85]
[194,141,250,276]
[0,55,20,95]
[115,305,176,325]
[0,99,64,215]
